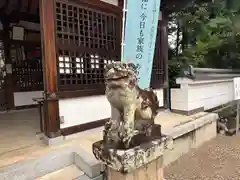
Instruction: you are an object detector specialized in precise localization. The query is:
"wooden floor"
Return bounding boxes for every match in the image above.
[37,164,84,180]
[0,108,42,156]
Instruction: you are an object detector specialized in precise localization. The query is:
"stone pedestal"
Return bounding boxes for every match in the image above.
[92,136,172,180]
[107,156,164,180]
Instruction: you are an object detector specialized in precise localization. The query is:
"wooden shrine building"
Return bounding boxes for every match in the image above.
[0,0,184,142]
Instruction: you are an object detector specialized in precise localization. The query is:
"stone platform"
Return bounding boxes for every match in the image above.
[93,135,173,173]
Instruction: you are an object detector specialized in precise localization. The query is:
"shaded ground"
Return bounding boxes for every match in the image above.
[165,135,240,180]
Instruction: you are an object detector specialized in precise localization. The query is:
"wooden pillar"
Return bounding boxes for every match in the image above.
[39,0,61,138]
[2,21,14,109]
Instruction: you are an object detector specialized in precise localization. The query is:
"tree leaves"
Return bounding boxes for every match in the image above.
[168,0,240,87]
[170,0,240,68]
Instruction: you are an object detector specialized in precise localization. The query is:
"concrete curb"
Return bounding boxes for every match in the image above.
[166,113,218,139]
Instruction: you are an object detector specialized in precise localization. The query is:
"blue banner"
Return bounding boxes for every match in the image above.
[122,0,161,89]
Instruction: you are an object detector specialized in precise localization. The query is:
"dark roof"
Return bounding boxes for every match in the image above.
[181,66,240,81]
[0,0,122,23]
[0,0,193,23]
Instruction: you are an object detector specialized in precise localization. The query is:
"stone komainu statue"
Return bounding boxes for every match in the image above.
[104,61,160,149]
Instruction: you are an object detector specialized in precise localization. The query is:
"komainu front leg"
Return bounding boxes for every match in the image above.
[103,119,112,144]
[118,106,138,149]
[103,118,120,147]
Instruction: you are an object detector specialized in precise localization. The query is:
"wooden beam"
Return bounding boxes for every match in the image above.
[61,118,108,136]
[69,0,122,14]
[39,0,61,138]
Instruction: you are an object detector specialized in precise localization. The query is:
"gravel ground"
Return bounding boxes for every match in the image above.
[164,135,240,180]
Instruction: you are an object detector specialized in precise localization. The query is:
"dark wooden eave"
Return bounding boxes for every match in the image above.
[0,0,123,23]
[0,0,194,23]
[0,0,39,23]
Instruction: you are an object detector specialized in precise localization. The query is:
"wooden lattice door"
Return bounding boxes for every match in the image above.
[53,0,165,97]
[54,0,121,95]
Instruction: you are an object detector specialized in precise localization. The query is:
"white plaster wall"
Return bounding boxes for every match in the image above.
[59,88,164,129]
[171,88,188,111]
[14,91,43,107]
[188,80,233,110]
[155,89,164,107]
[171,78,235,112]
[59,95,111,129]
[100,0,118,6]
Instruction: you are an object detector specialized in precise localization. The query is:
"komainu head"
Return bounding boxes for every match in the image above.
[104,62,139,88]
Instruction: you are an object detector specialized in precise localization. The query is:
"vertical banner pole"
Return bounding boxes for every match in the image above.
[234,77,240,135]
[121,0,127,59]
[236,100,239,135]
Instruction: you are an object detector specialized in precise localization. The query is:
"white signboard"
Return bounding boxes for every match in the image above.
[12,26,24,40]
[233,77,240,100]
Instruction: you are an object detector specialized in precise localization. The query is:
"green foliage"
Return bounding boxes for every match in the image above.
[168,0,240,87]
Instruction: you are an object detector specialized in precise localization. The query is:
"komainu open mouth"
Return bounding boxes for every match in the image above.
[106,76,129,81]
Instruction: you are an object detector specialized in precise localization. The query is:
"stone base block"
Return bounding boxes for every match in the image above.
[107,157,165,180]
[42,135,64,146]
[93,135,172,173]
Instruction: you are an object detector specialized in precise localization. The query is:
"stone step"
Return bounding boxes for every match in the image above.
[37,165,84,180]
[74,148,102,178]
[74,174,103,180]
[0,147,74,180]
[0,145,103,180]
